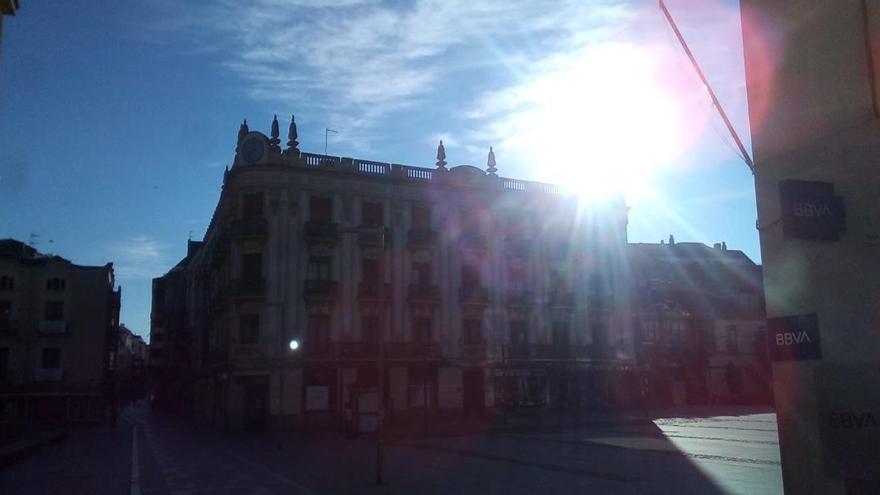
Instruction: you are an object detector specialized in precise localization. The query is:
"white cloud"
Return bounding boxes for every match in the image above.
[107,236,169,279]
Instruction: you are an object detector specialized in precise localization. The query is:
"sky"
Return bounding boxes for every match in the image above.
[0,0,757,340]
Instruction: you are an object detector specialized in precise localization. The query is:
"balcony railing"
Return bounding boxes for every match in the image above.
[357,226,387,247]
[34,368,63,382]
[505,290,534,307]
[304,279,339,299]
[228,217,268,239]
[462,343,487,359]
[304,221,339,243]
[407,284,440,302]
[547,290,575,307]
[407,228,437,248]
[358,282,391,300]
[39,320,68,335]
[232,278,266,298]
[458,231,487,251]
[459,286,489,305]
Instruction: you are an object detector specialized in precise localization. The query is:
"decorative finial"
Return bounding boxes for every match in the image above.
[486,146,497,176]
[436,140,447,170]
[287,114,299,150]
[270,114,280,147]
[237,119,249,148]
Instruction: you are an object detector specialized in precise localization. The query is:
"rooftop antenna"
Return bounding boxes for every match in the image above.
[325,128,338,156]
[659,0,754,174]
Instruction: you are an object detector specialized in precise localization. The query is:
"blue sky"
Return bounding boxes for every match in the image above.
[0,0,756,340]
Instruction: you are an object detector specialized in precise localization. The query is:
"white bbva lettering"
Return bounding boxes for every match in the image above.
[792,202,832,218]
[775,331,811,346]
[828,412,879,429]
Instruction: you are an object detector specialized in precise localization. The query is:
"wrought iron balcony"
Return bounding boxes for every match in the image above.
[228,217,268,239]
[407,228,437,248]
[505,290,534,307]
[304,221,339,244]
[358,282,391,301]
[458,231,487,251]
[547,289,575,307]
[356,226,387,247]
[459,286,489,305]
[303,279,339,300]
[232,278,266,298]
[407,284,440,303]
[38,320,68,335]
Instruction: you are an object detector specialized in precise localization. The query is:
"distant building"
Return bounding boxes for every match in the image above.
[149,241,201,412]
[0,1,18,70]
[629,238,771,406]
[0,239,121,423]
[173,116,633,432]
[116,324,147,405]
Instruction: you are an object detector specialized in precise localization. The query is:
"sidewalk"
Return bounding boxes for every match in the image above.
[0,428,67,467]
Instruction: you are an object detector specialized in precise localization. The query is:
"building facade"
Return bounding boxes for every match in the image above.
[149,241,201,413]
[0,239,121,423]
[116,324,147,407]
[629,238,771,406]
[181,116,633,432]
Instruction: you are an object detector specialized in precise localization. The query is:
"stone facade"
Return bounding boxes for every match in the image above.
[181,116,633,432]
[0,239,121,423]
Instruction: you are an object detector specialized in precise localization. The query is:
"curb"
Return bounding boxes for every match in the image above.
[0,429,67,468]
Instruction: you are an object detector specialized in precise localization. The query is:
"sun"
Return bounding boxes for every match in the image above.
[504,42,702,205]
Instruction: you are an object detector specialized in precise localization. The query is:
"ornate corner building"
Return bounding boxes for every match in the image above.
[154,115,634,432]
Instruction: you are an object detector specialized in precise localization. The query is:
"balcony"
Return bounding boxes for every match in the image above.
[407,228,437,248]
[35,368,63,382]
[357,227,387,248]
[304,221,339,245]
[232,278,266,298]
[303,279,339,300]
[506,237,531,258]
[228,217,268,239]
[547,290,575,307]
[458,231,487,251]
[461,343,487,359]
[459,286,489,305]
[387,342,441,359]
[358,282,391,301]
[505,290,534,307]
[39,320,68,335]
[407,284,440,303]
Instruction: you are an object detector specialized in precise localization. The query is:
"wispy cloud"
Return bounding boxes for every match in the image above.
[107,236,169,279]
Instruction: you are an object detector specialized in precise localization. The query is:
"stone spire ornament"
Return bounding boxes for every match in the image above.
[436,140,447,170]
[287,114,299,150]
[236,119,249,151]
[487,146,497,176]
[270,114,281,148]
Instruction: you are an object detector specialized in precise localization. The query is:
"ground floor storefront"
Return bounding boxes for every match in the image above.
[0,392,107,423]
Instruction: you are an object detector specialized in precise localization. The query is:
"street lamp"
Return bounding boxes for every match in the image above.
[336,225,387,485]
[288,339,300,351]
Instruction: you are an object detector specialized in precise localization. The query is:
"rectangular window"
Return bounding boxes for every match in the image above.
[412,205,431,228]
[413,318,432,343]
[461,263,480,287]
[362,316,380,346]
[412,262,431,286]
[308,256,333,280]
[239,314,260,345]
[0,276,13,291]
[42,348,61,369]
[307,315,331,344]
[241,252,263,281]
[310,196,333,222]
[362,258,380,284]
[46,278,66,291]
[241,192,264,218]
[45,301,64,321]
[361,201,384,226]
[463,319,482,345]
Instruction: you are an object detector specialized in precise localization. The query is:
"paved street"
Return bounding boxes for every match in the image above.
[1,403,781,495]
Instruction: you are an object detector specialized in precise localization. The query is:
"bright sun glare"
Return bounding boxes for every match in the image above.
[510,42,700,204]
